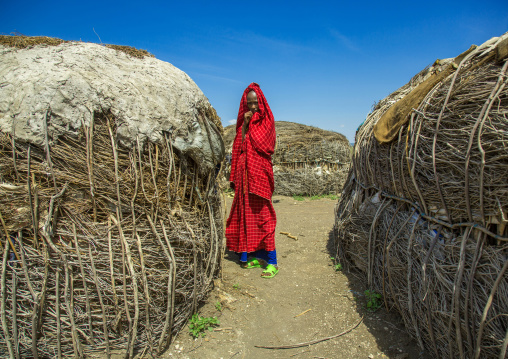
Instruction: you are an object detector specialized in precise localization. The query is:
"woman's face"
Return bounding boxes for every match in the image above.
[247,91,259,113]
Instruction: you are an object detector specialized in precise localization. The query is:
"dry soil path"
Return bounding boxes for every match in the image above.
[162,195,429,359]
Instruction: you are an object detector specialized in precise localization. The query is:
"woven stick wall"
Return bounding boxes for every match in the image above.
[0,113,223,358]
[334,33,508,359]
[223,121,351,196]
[0,37,225,358]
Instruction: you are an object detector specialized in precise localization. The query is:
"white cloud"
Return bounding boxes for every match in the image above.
[228,119,237,125]
[329,29,359,52]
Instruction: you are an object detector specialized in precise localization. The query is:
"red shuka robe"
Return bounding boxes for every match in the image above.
[225,83,277,253]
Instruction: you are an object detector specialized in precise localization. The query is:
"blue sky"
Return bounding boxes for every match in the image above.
[2,1,507,142]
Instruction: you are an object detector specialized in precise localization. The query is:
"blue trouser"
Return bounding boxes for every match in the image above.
[238,249,277,265]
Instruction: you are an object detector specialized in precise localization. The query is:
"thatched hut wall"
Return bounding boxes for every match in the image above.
[334,33,508,359]
[0,36,225,358]
[223,121,351,196]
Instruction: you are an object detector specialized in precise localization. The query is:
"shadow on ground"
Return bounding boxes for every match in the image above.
[326,228,431,359]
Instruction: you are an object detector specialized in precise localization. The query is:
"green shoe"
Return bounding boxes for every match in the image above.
[241,258,263,269]
[261,264,279,278]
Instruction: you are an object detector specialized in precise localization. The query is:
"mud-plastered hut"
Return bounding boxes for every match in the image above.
[223,121,351,196]
[334,33,508,358]
[0,36,225,358]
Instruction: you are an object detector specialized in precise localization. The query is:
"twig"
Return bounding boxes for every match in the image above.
[280,231,298,240]
[43,107,57,191]
[56,269,62,359]
[108,119,123,221]
[135,231,152,356]
[12,265,20,359]
[73,223,93,343]
[36,250,49,336]
[89,243,110,358]
[474,259,508,359]
[157,218,177,355]
[107,216,121,334]
[65,259,82,358]
[113,210,140,359]
[27,144,38,249]
[93,27,103,44]
[0,210,20,261]
[1,238,14,358]
[255,316,363,349]
[294,309,311,318]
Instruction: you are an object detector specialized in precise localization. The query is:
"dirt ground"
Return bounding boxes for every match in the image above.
[160,195,430,359]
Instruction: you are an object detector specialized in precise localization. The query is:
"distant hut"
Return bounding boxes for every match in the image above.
[0,36,224,358]
[334,33,508,359]
[223,121,351,196]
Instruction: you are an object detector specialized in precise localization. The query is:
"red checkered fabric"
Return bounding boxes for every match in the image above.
[226,83,276,253]
[230,83,275,200]
[226,167,277,252]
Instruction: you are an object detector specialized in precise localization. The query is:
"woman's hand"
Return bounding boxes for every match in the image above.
[242,111,252,140]
[244,111,253,123]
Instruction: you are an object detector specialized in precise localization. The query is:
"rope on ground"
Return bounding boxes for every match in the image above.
[254,316,363,350]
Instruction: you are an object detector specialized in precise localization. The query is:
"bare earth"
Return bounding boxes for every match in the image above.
[161,195,430,359]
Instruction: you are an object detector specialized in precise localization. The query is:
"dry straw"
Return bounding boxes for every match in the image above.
[223,121,351,196]
[0,110,224,358]
[0,35,155,58]
[335,34,508,359]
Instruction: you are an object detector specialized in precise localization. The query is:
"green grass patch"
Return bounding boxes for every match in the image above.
[215,301,222,312]
[364,290,382,312]
[188,314,220,338]
[310,194,339,200]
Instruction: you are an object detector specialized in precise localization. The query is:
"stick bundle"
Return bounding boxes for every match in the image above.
[0,112,224,358]
[334,33,508,359]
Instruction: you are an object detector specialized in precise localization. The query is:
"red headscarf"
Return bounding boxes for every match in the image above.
[236,83,273,128]
[235,83,275,155]
[230,83,276,199]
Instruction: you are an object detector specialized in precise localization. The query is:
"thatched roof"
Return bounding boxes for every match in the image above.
[224,121,348,145]
[274,121,348,143]
[0,34,155,58]
[223,121,351,196]
[224,121,350,164]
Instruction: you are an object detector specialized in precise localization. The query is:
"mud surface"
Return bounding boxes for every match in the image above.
[161,195,430,359]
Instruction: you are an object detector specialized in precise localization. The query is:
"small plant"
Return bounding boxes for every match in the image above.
[308,194,339,200]
[188,313,220,338]
[364,290,382,312]
[330,257,342,271]
[215,301,222,312]
[233,283,240,290]
[292,195,305,201]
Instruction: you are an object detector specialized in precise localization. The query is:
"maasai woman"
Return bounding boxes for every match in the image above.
[225,83,278,278]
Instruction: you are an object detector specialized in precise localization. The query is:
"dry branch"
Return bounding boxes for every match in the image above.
[334,33,508,359]
[0,111,224,357]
